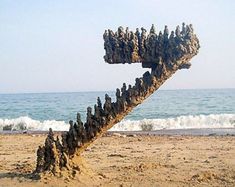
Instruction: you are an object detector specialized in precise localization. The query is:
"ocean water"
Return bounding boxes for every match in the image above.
[0,89,234,131]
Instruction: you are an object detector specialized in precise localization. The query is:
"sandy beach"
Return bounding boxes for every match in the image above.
[0,133,235,187]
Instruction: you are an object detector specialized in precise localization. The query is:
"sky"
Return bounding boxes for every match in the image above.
[0,0,234,93]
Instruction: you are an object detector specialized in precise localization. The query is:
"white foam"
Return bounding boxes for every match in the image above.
[110,114,235,131]
[0,116,69,131]
[0,114,234,132]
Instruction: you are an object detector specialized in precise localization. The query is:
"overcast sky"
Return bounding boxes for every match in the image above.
[0,0,234,93]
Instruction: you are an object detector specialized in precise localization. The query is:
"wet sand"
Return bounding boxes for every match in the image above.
[0,133,235,186]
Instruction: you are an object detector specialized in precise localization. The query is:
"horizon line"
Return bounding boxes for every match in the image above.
[0,87,234,95]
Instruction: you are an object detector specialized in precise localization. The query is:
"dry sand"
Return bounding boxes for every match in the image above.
[0,133,235,187]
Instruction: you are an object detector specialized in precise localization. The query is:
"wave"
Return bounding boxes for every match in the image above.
[110,114,235,131]
[0,114,234,132]
[0,116,69,131]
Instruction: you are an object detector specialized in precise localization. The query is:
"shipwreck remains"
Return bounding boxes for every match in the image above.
[35,23,200,176]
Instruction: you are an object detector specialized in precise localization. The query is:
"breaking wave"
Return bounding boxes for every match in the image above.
[0,114,234,132]
[0,116,69,131]
[111,114,235,131]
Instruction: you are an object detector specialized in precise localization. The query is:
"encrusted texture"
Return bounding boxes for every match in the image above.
[35,23,200,176]
[103,23,199,69]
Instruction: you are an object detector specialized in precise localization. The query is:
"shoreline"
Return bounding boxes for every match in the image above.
[1,127,235,136]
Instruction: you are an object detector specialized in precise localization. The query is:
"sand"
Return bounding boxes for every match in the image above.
[0,133,235,187]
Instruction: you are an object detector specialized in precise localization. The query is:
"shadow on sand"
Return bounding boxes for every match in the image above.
[0,171,40,181]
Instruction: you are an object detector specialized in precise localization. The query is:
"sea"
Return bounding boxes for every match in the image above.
[0,89,235,133]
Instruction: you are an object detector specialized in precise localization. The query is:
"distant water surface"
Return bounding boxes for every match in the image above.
[0,89,234,131]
